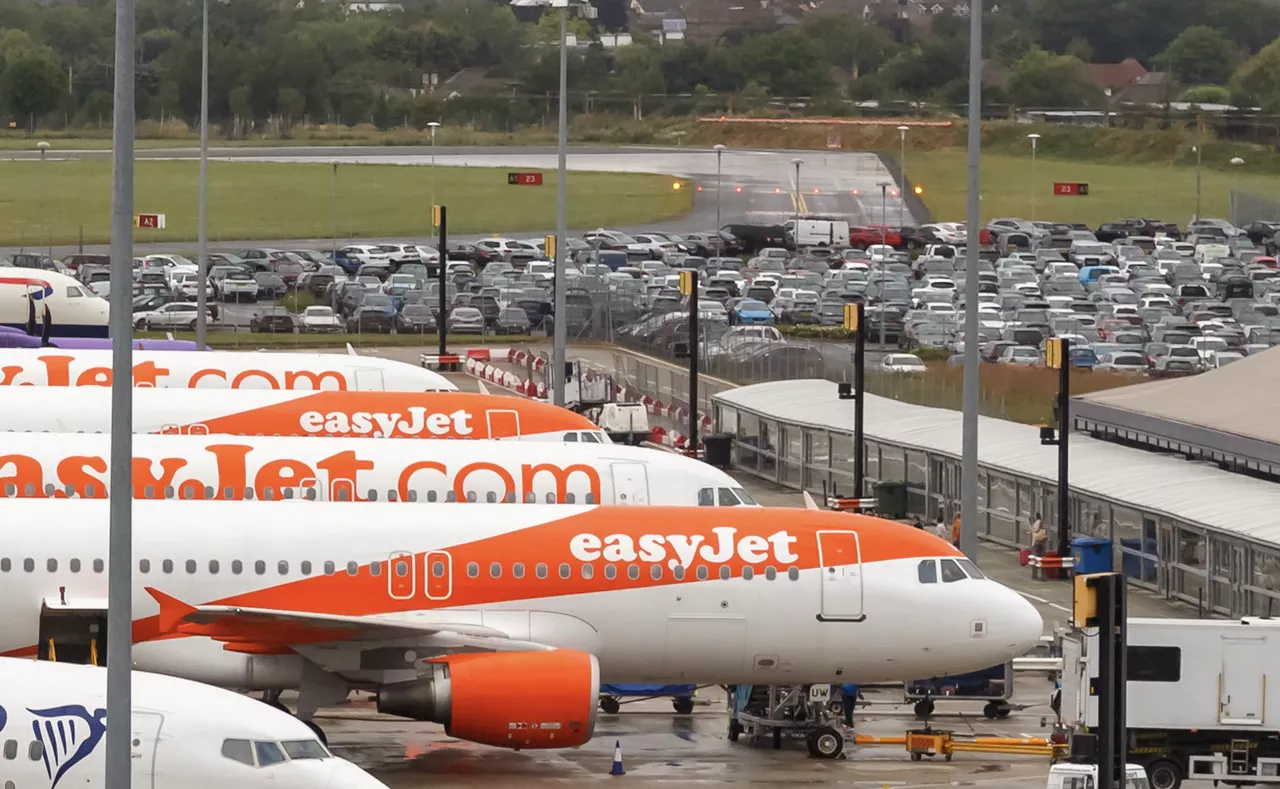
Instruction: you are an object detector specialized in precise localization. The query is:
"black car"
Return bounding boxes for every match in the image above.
[346,306,395,333]
[493,307,532,335]
[721,223,786,256]
[1242,221,1280,246]
[1094,223,1131,243]
[394,303,437,333]
[448,243,495,267]
[250,310,296,333]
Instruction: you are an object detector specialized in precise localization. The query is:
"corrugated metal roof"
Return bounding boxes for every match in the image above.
[714,379,1280,545]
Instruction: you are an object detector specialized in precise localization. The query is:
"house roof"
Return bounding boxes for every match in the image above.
[1086,58,1148,90]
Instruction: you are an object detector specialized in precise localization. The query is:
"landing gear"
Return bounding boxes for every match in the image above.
[599,697,621,715]
[728,718,743,742]
[913,698,935,719]
[983,701,1012,719]
[806,726,844,759]
[672,697,695,715]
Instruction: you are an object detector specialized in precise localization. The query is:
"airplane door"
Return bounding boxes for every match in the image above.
[486,409,521,439]
[425,551,452,600]
[130,711,164,789]
[817,530,864,621]
[609,462,649,505]
[388,552,416,600]
[353,368,385,391]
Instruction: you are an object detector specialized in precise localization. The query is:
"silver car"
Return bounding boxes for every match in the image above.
[448,306,485,333]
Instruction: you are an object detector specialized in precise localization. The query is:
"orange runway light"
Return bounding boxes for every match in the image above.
[735,186,743,193]
[774,187,782,194]
[914,185,923,195]
[696,185,703,191]
[890,189,900,197]
[813,188,820,194]
[672,181,682,190]
[852,189,860,195]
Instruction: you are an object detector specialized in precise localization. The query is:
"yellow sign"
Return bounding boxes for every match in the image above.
[678,270,696,296]
[1072,573,1117,628]
[843,303,859,332]
[431,205,442,228]
[544,235,556,258]
[1045,338,1064,370]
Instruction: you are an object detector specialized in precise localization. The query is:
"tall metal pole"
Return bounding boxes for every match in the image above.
[792,158,802,225]
[1056,338,1071,558]
[437,206,448,357]
[687,276,699,454]
[552,4,569,407]
[195,0,209,349]
[331,162,338,263]
[852,302,865,496]
[898,126,908,227]
[1027,133,1040,222]
[1194,145,1202,221]
[959,0,982,563]
[878,182,888,347]
[106,0,136,782]
[428,122,439,208]
[714,144,725,257]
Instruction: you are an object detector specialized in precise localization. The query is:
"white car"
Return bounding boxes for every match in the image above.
[338,244,391,268]
[141,254,199,279]
[299,305,344,333]
[866,244,896,261]
[133,302,209,331]
[921,224,967,244]
[218,271,260,303]
[171,271,201,300]
[880,353,928,374]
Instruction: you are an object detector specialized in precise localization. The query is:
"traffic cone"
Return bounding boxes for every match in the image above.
[610,740,625,775]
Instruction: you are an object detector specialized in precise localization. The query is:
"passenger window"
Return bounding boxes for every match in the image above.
[221,738,254,767]
[742,567,754,581]
[788,566,799,581]
[209,560,220,574]
[698,488,714,506]
[254,741,287,767]
[432,561,445,578]
[582,564,594,579]
[278,561,289,575]
[324,561,335,575]
[69,558,81,573]
[233,560,243,575]
[525,492,536,503]
[940,559,966,583]
[2,739,14,759]
[28,741,42,760]
[604,564,617,580]
[93,559,104,573]
[346,562,358,576]
[719,566,731,581]
[558,563,570,579]
[301,561,312,576]
[565,493,576,504]
[162,560,173,574]
[696,565,708,581]
[0,558,8,572]
[486,492,497,503]
[765,566,777,581]
[467,563,479,578]
[957,559,985,579]
[535,563,548,579]
[369,563,381,577]
[254,560,266,575]
[918,560,937,584]
[673,566,685,581]
[465,491,476,503]
[139,559,150,574]
[46,559,57,572]
[186,560,197,574]
[23,558,33,573]
[489,562,501,579]
[585,492,596,504]
[512,563,525,579]
[650,565,662,580]
[628,565,640,580]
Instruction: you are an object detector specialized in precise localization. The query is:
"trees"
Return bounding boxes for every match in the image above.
[0,44,64,128]
[1158,26,1233,85]
[1005,48,1103,108]
[1232,36,1280,111]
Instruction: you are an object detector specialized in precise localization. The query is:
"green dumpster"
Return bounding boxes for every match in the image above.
[873,482,909,519]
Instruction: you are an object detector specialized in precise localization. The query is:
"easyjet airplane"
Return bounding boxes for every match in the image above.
[0,348,454,391]
[0,432,752,505]
[0,387,606,441]
[0,500,1044,750]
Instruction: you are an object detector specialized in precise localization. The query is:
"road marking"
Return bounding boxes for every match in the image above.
[1018,591,1072,613]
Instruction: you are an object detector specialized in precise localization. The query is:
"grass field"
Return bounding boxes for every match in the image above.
[0,159,692,246]
[907,150,1280,227]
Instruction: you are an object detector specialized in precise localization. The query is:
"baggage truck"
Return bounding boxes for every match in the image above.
[1060,617,1280,789]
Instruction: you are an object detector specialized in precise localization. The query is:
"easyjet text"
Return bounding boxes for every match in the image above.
[298,408,473,438]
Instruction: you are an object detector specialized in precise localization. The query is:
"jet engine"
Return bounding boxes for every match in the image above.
[376,649,600,749]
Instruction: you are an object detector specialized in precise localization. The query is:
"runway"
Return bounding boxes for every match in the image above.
[2,145,915,257]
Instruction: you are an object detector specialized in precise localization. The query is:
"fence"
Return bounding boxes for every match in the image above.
[1231,189,1280,225]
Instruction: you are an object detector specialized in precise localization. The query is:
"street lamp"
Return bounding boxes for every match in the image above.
[1192,145,1202,221]
[510,0,595,407]
[427,121,441,207]
[791,157,803,225]
[1027,133,1041,221]
[37,141,50,263]
[1230,156,1246,226]
[876,180,892,347]
[713,143,726,256]
[196,0,210,350]
[896,125,909,226]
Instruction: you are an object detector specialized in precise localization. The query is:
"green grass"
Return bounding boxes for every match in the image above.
[135,330,543,350]
[907,150,1280,226]
[0,159,692,246]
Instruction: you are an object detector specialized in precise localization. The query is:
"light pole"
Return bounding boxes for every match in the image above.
[896,125,908,226]
[1027,133,1041,221]
[331,162,338,263]
[196,0,209,349]
[1230,156,1245,226]
[1193,144,1202,221]
[37,141,50,263]
[791,157,803,225]
[427,121,441,208]
[714,143,725,256]
[877,180,890,347]
[960,0,983,564]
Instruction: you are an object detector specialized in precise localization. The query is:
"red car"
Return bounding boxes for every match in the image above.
[849,226,903,249]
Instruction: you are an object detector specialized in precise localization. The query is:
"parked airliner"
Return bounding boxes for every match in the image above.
[0,269,109,337]
[0,432,746,504]
[0,386,606,441]
[0,348,454,390]
[0,658,387,789]
[0,500,1044,750]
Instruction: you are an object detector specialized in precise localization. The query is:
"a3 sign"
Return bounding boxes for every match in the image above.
[1053,182,1090,196]
[507,172,544,186]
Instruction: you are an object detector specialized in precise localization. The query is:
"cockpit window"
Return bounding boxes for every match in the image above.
[732,487,757,505]
[917,560,937,584]
[221,739,254,766]
[563,432,578,443]
[940,559,967,583]
[254,741,288,767]
[581,431,602,443]
[717,487,739,506]
[281,740,330,760]
[957,559,985,579]
[698,487,715,506]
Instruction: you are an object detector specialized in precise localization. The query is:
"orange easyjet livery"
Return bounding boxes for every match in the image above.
[0,387,602,441]
[0,500,1043,750]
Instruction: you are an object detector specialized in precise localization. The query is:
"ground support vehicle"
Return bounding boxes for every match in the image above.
[597,684,699,715]
[727,683,848,759]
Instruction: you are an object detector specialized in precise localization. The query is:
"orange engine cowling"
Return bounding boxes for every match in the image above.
[376,649,600,749]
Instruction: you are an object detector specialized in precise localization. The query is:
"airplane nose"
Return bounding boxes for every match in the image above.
[328,758,391,789]
[999,586,1045,655]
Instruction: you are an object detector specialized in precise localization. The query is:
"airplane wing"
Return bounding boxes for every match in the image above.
[145,588,551,654]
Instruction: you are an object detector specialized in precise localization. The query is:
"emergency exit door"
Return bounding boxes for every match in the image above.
[1220,638,1266,725]
[388,551,416,600]
[130,712,164,789]
[486,409,521,439]
[353,368,385,391]
[610,462,649,505]
[817,530,864,622]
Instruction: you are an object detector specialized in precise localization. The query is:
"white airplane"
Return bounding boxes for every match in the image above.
[0,657,386,789]
[0,268,109,337]
[0,432,750,505]
[0,500,1044,750]
[0,387,607,441]
[0,348,454,391]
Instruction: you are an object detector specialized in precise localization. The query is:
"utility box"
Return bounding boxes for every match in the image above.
[1071,537,1113,576]
[873,481,908,519]
[702,433,733,469]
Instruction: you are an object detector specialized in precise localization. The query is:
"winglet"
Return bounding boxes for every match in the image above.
[476,380,491,396]
[802,491,821,511]
[346,343,358,356]
[145,587,197,633]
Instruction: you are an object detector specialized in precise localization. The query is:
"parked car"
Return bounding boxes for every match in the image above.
[448,306,486,333]
[395,304,437,333]
[133,302,208,331]
[299,305,344,333]
[249,308,297,333]
[879,353,928,374]
[219,272,260,303]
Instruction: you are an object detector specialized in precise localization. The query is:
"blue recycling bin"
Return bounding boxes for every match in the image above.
[1072,536,1113,575]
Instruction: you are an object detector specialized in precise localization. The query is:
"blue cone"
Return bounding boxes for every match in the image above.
[610,739,625,775]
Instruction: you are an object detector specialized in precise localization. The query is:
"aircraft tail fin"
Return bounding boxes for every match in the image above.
[802,490,821,511]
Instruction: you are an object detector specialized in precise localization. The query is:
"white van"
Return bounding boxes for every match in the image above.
[784,219,850,248]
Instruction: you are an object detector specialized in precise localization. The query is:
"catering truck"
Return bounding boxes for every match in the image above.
[1060,618,1280,789]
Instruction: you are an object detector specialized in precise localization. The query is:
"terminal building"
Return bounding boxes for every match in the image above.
[710,373,1280,621]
